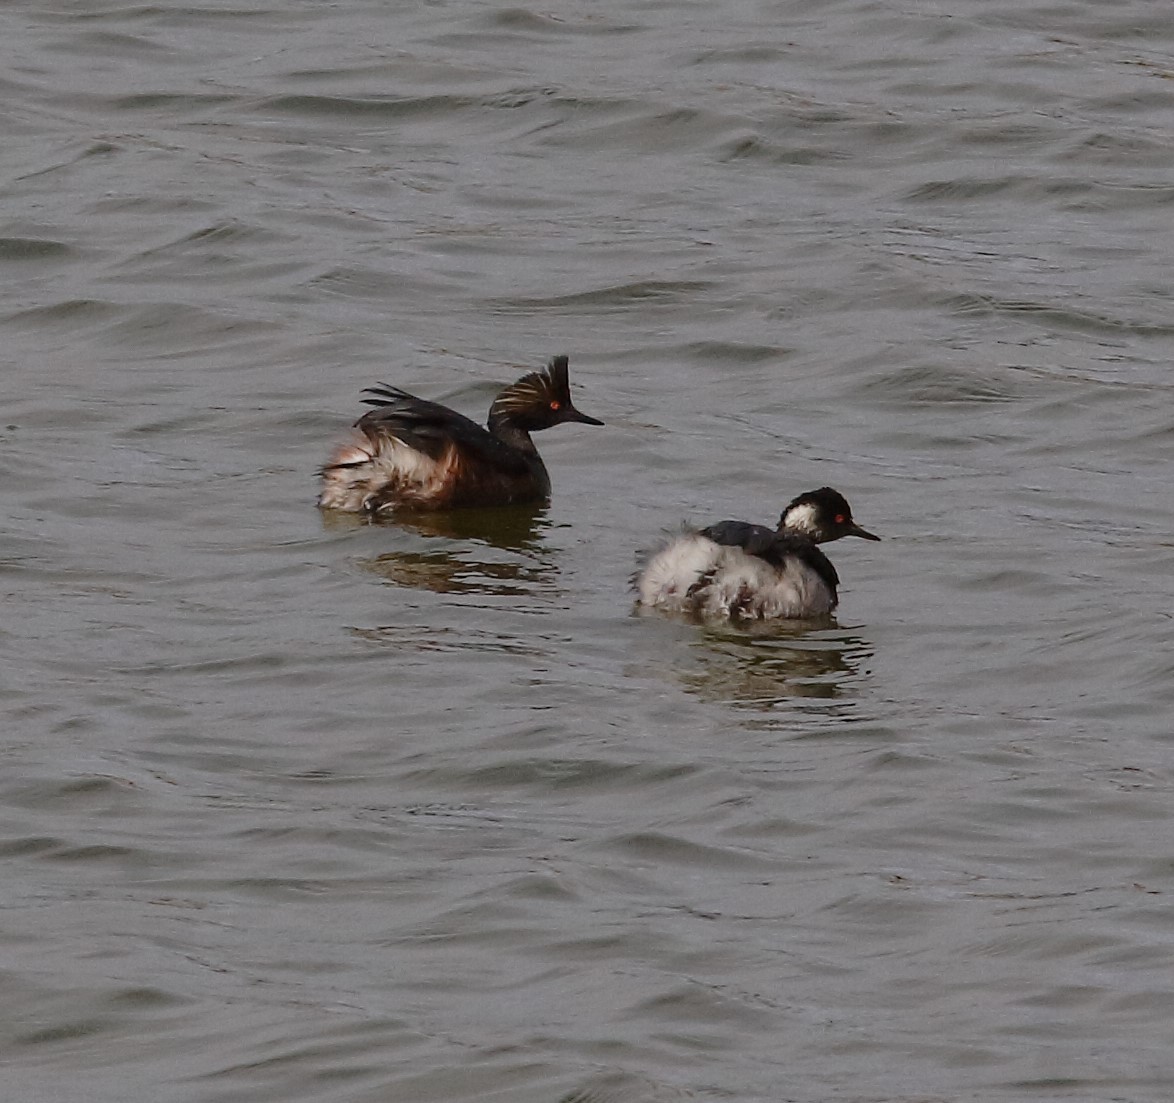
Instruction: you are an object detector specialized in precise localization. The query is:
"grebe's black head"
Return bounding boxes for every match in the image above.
[488,356,604,433]
[778,487,880,544]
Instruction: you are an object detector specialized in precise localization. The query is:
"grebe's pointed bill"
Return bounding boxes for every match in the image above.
[562,405,604,426]
[847,520,881,541]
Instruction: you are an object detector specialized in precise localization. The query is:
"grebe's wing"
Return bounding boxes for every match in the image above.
[357,386,529,473]
[699,520,780,558]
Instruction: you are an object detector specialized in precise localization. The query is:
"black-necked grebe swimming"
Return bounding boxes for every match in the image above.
[318,355,602,514]
[635,487,880,620]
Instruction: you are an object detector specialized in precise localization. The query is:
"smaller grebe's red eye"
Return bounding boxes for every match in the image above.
[834,514,845,524]
[550,400,561,410]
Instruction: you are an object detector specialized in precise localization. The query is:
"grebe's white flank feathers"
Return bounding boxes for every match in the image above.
[317,428,458,512]
[635,529,722,608]
[635,529,837,620]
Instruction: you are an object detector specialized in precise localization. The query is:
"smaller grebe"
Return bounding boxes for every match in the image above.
[318,355,602,514]
[635,487,880,620]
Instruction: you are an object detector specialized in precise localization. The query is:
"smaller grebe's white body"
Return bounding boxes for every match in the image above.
[635,487,880,620]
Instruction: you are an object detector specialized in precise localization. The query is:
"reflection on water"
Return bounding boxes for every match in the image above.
[326,503,558,597]
[320,502,550,551]
[393,505,552,552]
[350,623,548,657]
[364,548,553,596]
[647,619,873,712]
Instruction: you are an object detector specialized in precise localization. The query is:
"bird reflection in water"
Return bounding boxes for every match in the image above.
[664,621,872,711]
[323,502,556,597]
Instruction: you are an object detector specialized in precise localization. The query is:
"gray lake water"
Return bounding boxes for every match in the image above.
[3,2,1174,1100]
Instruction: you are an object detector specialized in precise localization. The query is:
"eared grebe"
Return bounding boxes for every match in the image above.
[635,487,880,620]
[318,355,602,514]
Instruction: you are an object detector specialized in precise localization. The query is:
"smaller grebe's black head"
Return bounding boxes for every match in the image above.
[488,355,604,434]
[778,487,880,544]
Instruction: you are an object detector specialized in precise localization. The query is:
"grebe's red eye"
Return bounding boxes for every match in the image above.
[550,400,561,411]
[834,514,845,524]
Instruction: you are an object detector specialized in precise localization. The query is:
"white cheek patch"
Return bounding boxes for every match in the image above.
[781,500,819,536]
